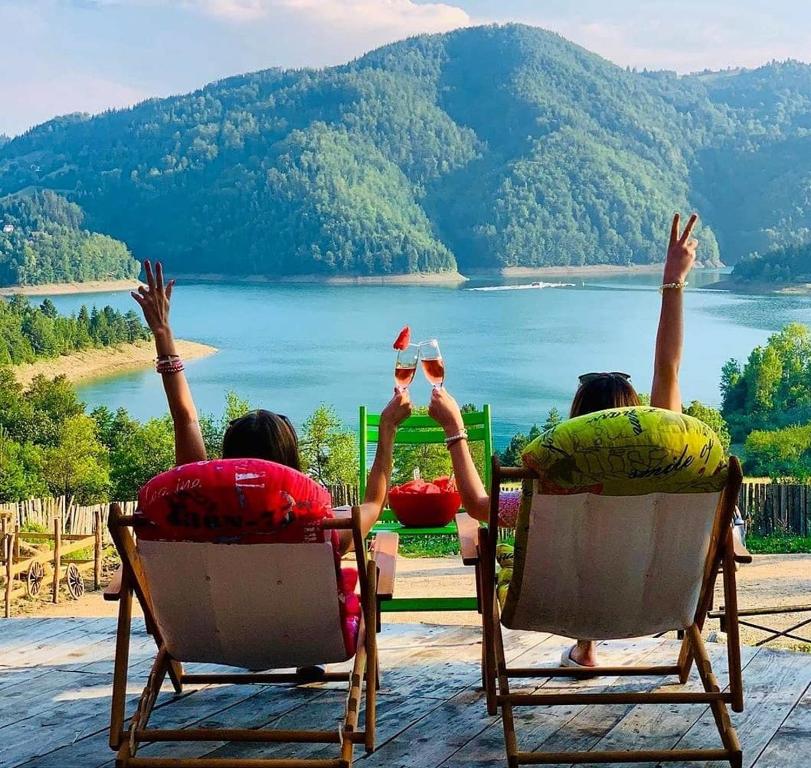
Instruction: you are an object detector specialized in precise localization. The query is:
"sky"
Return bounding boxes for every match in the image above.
[2,0,811,137]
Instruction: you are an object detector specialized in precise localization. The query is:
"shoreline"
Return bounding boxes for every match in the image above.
[11,339,218,388]
[0,279,143,297]
[703,278,811,295]
[0,263,728,294]
[480,262,722,279]
[172,271,469,286]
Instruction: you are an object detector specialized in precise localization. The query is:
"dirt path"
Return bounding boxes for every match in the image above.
[11,554,810,650]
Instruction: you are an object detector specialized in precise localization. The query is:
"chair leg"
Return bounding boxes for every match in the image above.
[722,532,744,713]
[493,610,518,768]
[687,624,742,765]
[480,550,498,715]
[364,561,377,754]
[109,581,133,750]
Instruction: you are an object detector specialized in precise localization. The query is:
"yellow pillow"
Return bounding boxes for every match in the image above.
[521,406,727,496]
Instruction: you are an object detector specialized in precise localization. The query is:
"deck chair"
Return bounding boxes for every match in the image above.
[359,404,492,613]
[105,459,397,768]
[464,409,746,767]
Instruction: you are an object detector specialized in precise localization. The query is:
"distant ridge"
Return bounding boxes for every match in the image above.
[2,24,811,283]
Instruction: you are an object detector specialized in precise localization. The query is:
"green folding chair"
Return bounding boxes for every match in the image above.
[359,404,493,612]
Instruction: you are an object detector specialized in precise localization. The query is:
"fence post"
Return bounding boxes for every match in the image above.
[4,533,12,618]
[94,508,103,590]
[52,515,62,604]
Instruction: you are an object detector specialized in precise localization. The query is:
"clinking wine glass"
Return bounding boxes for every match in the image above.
[394,344,420,391]
[420,339,445,388]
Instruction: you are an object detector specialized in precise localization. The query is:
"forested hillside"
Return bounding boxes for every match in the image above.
[732,241,811,284]
[0,191,139,285]
[1,25,811,281]
[0,295,149,365]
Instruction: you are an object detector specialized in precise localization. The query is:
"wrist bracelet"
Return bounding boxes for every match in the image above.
[156,358,185,375]
[444,430,468,448]
[659,281,688,292]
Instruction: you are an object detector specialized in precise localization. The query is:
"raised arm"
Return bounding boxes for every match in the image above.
[131,260,206,465]
[651,213,698,412]
[355,390,412,539]
[428,388,490,522]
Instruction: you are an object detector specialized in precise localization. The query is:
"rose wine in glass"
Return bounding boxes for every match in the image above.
[394,345,419,391]
[420,339,445,387]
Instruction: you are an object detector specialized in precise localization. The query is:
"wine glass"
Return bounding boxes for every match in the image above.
[420,339,444,388]
[394,344,420,391]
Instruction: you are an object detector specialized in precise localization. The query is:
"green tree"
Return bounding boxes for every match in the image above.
[299,404,358,485]
[743,424,811,481]
[44,414,110,503]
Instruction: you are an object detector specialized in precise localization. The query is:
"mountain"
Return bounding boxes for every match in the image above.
[0,191,138,286]
[1,24,811,282]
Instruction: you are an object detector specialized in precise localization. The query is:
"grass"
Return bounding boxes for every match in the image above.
[398,531,810,557]
[747,533,811,554]
[397,531,516,558]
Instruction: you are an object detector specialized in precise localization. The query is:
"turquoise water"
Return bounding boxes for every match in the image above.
[43,271,811,447]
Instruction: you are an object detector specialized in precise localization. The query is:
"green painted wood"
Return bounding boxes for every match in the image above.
[359,403,492,613]
[379,596,480,612]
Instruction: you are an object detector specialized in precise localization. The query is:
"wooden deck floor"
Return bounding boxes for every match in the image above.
[0,618,808,768]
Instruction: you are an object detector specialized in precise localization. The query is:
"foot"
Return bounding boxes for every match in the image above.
[296,664,326,682]
[566,641,598,667]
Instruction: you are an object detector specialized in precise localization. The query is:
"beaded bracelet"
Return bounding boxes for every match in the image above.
[444,429,469,449]
[156,357,185,375]
[659,281,688,292]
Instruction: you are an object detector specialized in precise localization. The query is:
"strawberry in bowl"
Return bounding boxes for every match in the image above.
[387,476,462,527]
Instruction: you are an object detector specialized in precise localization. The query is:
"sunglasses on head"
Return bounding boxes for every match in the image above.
[578,371,632,385]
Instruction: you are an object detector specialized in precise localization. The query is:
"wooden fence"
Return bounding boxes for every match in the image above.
[0,497,137,538]
[1,480,808,539]
[739,482,810,536]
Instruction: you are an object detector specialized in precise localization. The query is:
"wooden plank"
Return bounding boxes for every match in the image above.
[581,641,759,762]
[674,646,811,768]
[753,681,811,768]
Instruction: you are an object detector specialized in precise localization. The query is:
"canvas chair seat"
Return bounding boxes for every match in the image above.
[499,490,722,639]
[139,539,358,669]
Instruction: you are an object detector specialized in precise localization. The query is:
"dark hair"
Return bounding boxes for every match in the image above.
[222,409,302,470]
[569,374,641,418]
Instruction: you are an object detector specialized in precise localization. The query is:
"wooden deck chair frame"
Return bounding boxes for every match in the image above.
[359,404,493,613]
[461,455,746,768]
[105,502,398,768]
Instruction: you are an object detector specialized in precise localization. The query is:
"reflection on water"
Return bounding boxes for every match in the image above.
[42,272,811,447]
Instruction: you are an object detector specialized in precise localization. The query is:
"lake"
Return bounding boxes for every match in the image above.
[43,271,811,447]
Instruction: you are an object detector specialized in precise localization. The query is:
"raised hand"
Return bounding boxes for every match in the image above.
[428,387,464,436]
[380,388,413,430]
[664,213,698,284]
[131,260,175,335]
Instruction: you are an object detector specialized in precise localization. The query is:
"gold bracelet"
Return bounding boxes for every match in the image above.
[659,281,687,293]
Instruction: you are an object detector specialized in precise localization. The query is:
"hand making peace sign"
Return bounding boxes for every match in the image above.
[663,212,698,285]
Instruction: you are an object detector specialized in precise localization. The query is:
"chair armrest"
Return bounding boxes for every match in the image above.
[456,512,481,566]
[371,532,398,600]
[732,530,753,564]
[103,565,124,601]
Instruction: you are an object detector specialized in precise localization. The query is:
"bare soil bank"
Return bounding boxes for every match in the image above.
[12,339,217,387]
[0,279,143,296]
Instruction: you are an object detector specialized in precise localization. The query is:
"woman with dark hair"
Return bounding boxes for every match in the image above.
[132,261,412,556]
[428,212,699,669]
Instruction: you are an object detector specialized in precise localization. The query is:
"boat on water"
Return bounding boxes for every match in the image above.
[468,281,576,292]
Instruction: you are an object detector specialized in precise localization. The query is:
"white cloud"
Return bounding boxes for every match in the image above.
[183,0,471,32]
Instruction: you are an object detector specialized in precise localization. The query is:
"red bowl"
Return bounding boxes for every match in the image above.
[388,490,461,527]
